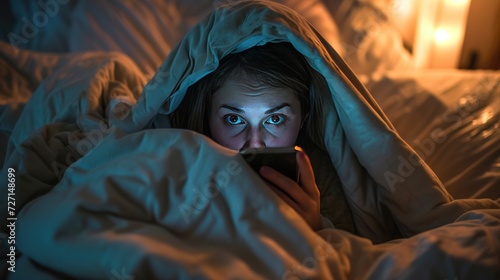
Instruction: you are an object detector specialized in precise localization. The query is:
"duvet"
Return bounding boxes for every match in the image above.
[1,1,499,279]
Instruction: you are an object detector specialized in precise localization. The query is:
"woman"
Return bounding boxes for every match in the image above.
[171,42,331,231]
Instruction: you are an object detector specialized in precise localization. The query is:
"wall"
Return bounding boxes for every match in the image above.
[459,0,500,69]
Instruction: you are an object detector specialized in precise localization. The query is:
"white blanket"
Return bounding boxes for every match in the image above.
[1,1,499,279]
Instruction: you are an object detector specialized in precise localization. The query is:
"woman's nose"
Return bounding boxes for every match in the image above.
[242,127,266,149]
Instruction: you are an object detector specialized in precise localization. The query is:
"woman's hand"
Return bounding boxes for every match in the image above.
[259,147,322,231]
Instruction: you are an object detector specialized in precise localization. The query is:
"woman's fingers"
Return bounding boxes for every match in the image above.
[295,147,319,199]
[267,183,299,211]
[259,166,303,204]
[258,148,322,230]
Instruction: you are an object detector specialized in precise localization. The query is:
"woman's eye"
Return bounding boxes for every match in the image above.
[265,114,285,125]
[224,114,245,125]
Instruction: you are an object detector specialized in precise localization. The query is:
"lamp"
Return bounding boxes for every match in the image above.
[413,0,471,69]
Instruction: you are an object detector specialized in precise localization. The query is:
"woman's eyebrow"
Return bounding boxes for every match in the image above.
[219,103,290,114]
[265,103,290,114]
[220,104,244,113]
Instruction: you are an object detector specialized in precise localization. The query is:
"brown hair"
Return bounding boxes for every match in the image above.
[170,42,325,149]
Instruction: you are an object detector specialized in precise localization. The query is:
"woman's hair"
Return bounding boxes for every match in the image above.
[170,42,325,149]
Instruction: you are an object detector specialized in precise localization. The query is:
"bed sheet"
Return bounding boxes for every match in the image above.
[363,70,500,200]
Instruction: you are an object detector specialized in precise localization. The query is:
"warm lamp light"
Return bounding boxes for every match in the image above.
[433,28,450,43]
[413,0,471,68]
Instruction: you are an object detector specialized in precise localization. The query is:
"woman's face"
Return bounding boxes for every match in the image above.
[209,76,302,151]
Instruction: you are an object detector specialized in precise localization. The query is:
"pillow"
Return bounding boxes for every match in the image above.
[273,0,344,56]
[327,0,414,75]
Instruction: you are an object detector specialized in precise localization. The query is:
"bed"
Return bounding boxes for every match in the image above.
[1,0,499,279]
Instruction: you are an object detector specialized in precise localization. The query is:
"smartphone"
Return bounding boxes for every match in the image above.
[239,146,300,182]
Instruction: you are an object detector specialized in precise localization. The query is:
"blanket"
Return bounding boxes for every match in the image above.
[1,0,499,279]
